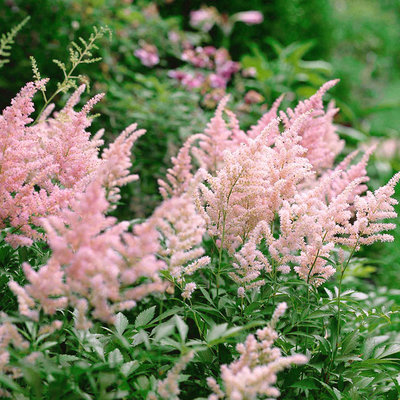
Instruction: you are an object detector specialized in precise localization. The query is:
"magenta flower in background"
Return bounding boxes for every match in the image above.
[134,44,159,67]
[233,10,264,25]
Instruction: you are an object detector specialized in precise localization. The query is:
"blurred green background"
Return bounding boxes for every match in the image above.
[1,0,399,287]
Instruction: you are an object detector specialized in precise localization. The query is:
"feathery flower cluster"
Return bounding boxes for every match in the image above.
[153,195,210,298]
[207,303,307,400]
[0,315,29,396]
[165,79,400,287]
[0,81,143,248]
[279,80,344,171]
[99,123,145,205]
[158,134,205,199]
[9,181,167,329]
[157,351,194,399]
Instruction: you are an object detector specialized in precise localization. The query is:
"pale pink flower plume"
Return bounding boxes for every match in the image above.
[192,95,233,172]
[196,114,312,253]
[157,351,194,399]
[9,182,167,329]
[158,134,205,199]
[207,303,307,400]
[190,7,218,32]
[99,123,145,205]
[280,80,343,171]
[0,81,143,248]
[0,316,29,394]
[153,195,210,297]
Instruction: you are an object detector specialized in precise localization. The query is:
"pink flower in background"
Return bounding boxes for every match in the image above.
[134,44,159,67]
[242,67,257,77]
[244,90,264,104]
[168,31,180,43]
[233,10,263,25]
[209,73,227,89]
[190,7,218,32]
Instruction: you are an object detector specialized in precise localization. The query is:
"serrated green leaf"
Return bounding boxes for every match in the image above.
[121,361,139,377]
[135,306,156,328]
[108,348,123,368]
[115,312,129,335]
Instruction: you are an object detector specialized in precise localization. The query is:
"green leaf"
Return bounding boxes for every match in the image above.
[108,348,123,368]
[174,315,188,342]
[206,323,228,343]
[135,306,156,328]
[341,330,360,355]
[291,378,318,390]
[153,322,175,342]
[377,344,400,359]
[132,330,150,347]
[0,373,25,393]
[363,335,389,359]
[121,361,139,377]
[115,312,129,335]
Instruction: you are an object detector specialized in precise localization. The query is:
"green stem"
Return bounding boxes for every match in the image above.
[32,30,102,124]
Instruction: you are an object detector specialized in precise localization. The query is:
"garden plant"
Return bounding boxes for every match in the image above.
[1,3,400,400]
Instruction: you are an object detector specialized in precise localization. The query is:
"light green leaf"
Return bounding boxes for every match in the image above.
[115,312,129,335]
[121,361,139,377]
[135,306,156,328]
[108,348,123,368]
[174,315,188,342]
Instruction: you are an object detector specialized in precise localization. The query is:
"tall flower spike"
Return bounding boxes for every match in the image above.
[99,123,145,205]
[158,134,205,199]
[153,195,210,296]
[157,351,194,399]
[247,94,284,141]
[192,95,232,172]
[207,303,307,400]
[196,114,313,253]
[229,223,272,291]
[0,82,108,247]
[326,145,375,202]
[280,80,344,171]
[335,172,400,248]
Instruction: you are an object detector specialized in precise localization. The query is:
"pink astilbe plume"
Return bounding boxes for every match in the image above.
[9,181,167,329]
[0,82,144,247]
[207,303,307,400]
[99,123,145,205]
[229,223,272,291]
[334,172,400,248]
[158,134,205,199]
[156,351,194,399]
[192,95,232,172]
[34,84,105,190]
[153,195,210,298]
[0,315,29,397]
[196,114,313,253]
[324,146,375,202]
[280,79,344,171]
[246,95,283,141]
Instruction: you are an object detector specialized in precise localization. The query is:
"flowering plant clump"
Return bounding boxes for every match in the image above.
[0,73,400,400]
